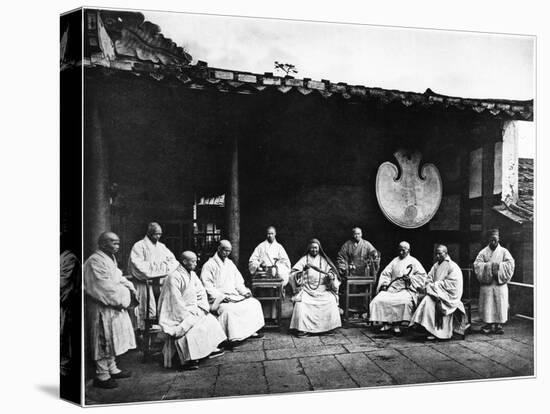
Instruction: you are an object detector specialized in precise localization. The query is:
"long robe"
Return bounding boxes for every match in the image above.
[336,239,378,276]
[289,254,342,333]
[410,256,466,339]
[158,266,226,362]
[200,254,265,341]
[473,245,515,324]
[128,237,179,330]
[84,250,136,361]
[248,239,291,285]
[369,255,426,323]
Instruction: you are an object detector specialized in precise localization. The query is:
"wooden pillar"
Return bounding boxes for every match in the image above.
[84,100,111,258]
[226,135,240,264]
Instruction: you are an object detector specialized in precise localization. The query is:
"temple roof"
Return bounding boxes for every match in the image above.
[74,8,534,121]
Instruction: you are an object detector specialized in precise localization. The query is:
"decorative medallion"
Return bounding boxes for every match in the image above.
[375,150,442,228]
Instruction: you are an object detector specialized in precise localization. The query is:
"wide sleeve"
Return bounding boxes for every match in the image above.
[200,261,225,303]
[277,245,291,270]
[376,259,395,292]
[336,242,349,274]
[162,245,180,274]
[233,263,251,296]
[290,256,307,291]
[497,248,515,285]
[128,243,153,281]
[120,275,137,294]
[426,264,463,314]
[193,274,210,313]
[473,249,493,284]
[248,244,263,275]
[84,256,130,308]
[158,274,196,338]
[409,259,427,290]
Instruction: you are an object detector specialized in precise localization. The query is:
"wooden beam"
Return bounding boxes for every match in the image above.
[226,135,240,264]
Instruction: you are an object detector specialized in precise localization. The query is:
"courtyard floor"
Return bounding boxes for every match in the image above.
[85,311,534,406]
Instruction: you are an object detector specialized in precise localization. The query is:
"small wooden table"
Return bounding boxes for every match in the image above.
[250,277,284,329]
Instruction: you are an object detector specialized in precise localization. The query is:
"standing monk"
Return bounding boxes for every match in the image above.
[369,241,426,335]
[473,229,515,334]
[201,240,265,345]
[410,245,466,340]
[337,227,378,277]
[84,232,137,389]
[158,251,227,370]
[128,222,179,331]
[290,239,341,337]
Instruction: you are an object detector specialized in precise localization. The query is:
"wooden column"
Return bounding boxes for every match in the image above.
[226,135,240,264]
[84,100,111,258]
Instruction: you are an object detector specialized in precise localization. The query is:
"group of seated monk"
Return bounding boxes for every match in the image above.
[83,223,514,389]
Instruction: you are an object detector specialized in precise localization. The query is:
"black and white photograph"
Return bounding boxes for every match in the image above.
[58,1,539,409]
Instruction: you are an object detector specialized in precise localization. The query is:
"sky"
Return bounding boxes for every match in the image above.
[143,10,534,101]
[143,10,535,157]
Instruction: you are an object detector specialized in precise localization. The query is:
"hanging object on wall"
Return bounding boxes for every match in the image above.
[375,149,442,228]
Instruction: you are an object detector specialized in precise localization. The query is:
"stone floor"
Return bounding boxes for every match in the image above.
[85,316,534,405]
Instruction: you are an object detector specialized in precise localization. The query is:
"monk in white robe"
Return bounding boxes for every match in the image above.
[473,229,515,334]
[369,241,426,334]
[336,227,379,277]
[248,226,291,284]
[290,238,341,336]
[128,222,179,331]
[248,226,291,319]
[410,245,466,340]
[201,240,265,343]
[158,251,227,370]
[84,232,136,389]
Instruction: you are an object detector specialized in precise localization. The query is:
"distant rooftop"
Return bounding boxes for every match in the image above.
[62,8,534,121]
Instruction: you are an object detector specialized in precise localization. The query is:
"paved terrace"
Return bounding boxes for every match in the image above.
[85,314,534,405]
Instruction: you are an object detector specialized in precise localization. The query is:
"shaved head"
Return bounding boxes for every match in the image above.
[146,222,162,243]
[181,251,197,261]
[180,250,198,271]
[399,241,410,250]
[435,244,448,263]
[352,227,363,242]
[219,240,232,249]
[147,222,161,234]
[266,226,276,243]
[397,241,410,259]
[98,231,118,247]
[218,240,232,260]
[98,231,120,255]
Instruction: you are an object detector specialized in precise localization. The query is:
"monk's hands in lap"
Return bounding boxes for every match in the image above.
[491,262,500,277]
[379,285,388,292]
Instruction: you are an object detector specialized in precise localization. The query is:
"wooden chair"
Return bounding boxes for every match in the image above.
[458,268,473,339]
[141,275,166,362]
[341,256,380,326]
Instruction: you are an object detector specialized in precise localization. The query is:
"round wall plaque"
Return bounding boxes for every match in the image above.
[375,150,442,228]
